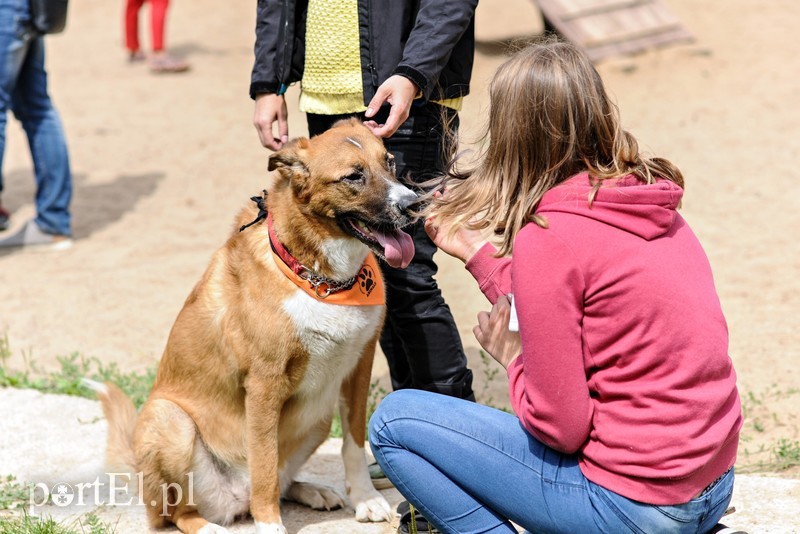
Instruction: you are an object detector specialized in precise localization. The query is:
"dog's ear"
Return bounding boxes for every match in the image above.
[268,138,310,173]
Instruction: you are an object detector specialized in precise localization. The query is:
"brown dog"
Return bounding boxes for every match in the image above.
[86,119,418,533]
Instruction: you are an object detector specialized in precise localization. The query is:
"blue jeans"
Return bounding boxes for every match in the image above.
[369,390,735,534]
[307,103,474,400]
[0,0,72,236]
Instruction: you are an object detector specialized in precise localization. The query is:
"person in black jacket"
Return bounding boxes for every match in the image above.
[251,0,478,410]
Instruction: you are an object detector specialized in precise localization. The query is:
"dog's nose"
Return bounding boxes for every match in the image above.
[390,184,419,212]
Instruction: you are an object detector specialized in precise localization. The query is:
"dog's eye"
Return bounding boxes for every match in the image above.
[341,172,364,183]
[386,154,396,173]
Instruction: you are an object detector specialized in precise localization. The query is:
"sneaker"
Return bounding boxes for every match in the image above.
[0,205,9,231]
[397,500,440,534]
[149,55,190,74]
[0,219,72,250]
[128,50,146,63]
[369,461,394,490]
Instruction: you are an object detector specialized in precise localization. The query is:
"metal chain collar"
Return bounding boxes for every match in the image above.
[298,268,358,299]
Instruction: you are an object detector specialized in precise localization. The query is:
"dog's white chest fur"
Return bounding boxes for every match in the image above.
[281,289,382,417]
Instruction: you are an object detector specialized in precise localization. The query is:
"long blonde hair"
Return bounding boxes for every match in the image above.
[432,37,684,256]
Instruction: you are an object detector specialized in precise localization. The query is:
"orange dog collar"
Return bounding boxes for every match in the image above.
[270,248,385,305]
[267,212,384,306]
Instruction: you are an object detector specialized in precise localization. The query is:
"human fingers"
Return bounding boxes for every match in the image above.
[277,110,289,146]
[474,310,491,342]
[254,94,288,150]
[370,103,409,138]
[423,217,439,243]
[489,297,511,331]
[365,85,390,119]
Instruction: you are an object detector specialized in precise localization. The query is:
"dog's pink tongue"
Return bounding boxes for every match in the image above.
[373,228,415,268]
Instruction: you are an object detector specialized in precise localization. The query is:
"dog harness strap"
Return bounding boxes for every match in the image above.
[267,213,385,306]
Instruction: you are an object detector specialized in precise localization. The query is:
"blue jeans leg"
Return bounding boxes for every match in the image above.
[0,0,71,236]
[0,0,29,195]
[13,36,72,235]
[369,390,735,534]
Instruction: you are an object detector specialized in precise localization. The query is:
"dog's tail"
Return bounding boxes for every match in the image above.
[83,379,138,476]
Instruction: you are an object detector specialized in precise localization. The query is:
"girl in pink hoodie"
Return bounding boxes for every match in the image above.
[369,38,742,534]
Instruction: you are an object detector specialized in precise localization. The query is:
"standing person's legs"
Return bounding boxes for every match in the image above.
[124,0,146,54]
[0,0,28,226]
[306,107,474,400]
[149,0,168,52]
[11,35,71,236]
[147,0,188,73]
[380,103,473,399]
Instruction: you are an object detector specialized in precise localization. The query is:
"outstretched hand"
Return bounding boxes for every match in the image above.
[474,295,522,369]
[364,75,418,138]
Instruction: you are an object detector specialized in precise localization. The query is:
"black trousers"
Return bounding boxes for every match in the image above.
[307,102,475,400]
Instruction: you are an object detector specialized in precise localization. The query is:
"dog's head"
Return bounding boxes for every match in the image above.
[268,119,417,269]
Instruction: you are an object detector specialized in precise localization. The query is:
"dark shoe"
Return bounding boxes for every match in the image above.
[0,205,9,231]
[369,461,394,490]
[708,525,748,534]
[397,500,440,534]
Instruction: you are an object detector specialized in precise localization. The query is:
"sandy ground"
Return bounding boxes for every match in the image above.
[0,0,799,531]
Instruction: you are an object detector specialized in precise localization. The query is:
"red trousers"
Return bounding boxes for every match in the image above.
[124,0,170,52]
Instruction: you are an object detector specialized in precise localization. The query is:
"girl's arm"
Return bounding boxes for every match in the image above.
[465,242,512,304]
[507,225,594,453]
[425,216,511,303]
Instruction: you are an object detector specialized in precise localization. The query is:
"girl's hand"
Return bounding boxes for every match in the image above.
[424,198,487,263]
[473,295,522,369]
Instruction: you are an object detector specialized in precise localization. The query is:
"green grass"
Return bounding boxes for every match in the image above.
[0,475,27,511]
[739,438,800,474]
[0,510,116,534]
[740,384,800,434]
[736,384,800,473]
[0,334,155,409]
[0,333,388,441]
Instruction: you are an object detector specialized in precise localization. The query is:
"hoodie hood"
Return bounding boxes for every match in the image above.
[536,173,684,240]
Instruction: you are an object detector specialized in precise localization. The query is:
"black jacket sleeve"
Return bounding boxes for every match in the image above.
[393,0,478,100]
[251,0,283,98]
[251,0,307,99]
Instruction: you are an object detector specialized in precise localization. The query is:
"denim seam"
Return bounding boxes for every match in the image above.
[590,483,646,534]
[652,504,696,524]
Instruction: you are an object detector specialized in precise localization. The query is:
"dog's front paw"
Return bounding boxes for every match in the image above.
[286,481,346,511]
[254,522,288,534]
[198,524,233,534]
[351,489,392,523]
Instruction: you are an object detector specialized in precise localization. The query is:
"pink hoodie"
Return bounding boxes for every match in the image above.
[466,173,742,505]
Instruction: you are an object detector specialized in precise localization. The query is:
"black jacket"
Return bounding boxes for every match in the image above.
[250,0,478,104]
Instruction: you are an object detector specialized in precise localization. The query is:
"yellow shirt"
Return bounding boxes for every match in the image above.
[299,0,461,115]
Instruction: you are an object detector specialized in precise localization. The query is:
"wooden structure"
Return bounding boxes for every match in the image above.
[533,0,694,62]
